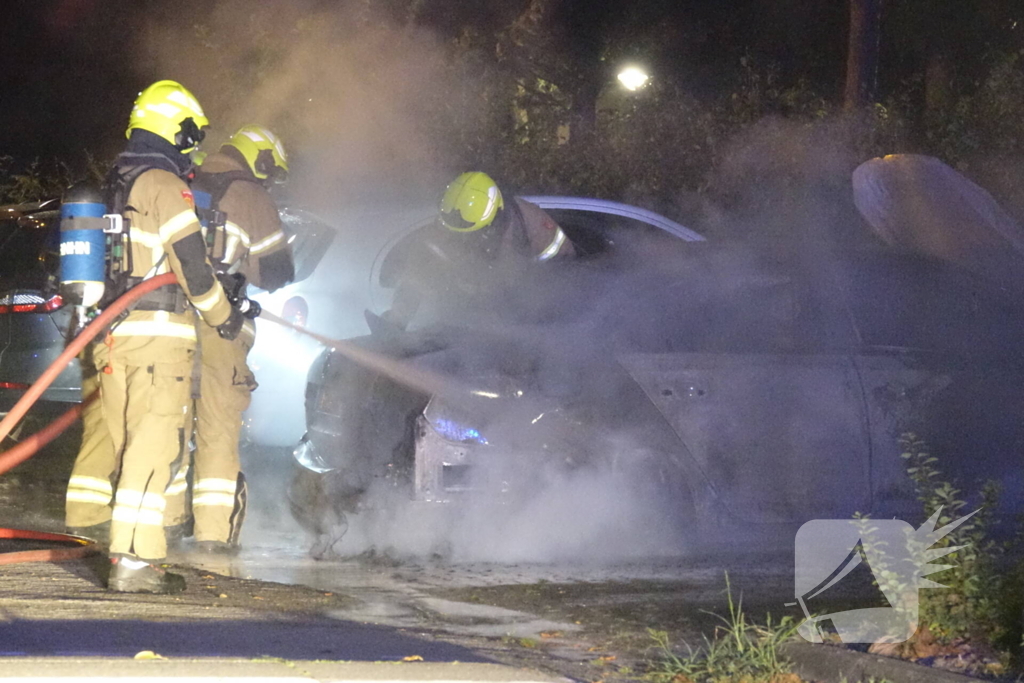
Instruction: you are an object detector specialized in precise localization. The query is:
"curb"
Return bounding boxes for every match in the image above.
[782,642,982,683]
[0,659,569,683]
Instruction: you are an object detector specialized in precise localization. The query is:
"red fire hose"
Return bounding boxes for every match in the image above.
[0,527,97,565]
[0,273,177,563]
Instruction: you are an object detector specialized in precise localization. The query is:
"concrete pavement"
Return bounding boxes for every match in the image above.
[0,559,491,662]
[0,660,566,683]
[0,558,571,682]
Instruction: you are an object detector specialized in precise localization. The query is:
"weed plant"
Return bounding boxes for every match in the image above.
[647,574,799,683]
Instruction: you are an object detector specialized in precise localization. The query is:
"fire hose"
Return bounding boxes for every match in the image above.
[0,274,468,564]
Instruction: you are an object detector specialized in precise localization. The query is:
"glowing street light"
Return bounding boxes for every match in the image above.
[617,66,650,91]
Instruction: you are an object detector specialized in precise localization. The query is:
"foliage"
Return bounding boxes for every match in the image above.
[0,157,71,205]
[901,50,1024,166]
[0,153,108,206]
[896,432,1001,644]
[855,432,1024,671]
[10,4,1024,223]
[646,574,800,683]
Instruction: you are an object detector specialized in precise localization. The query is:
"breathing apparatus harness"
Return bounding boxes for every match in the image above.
[191,169,262,319]
[58,164,169,336]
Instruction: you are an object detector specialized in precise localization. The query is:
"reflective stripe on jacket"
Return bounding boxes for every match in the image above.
[112,168,231,342]
[505,197,575,262]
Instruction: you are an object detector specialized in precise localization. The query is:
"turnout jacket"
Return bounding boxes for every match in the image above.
[504,197,574,262]
[381,197,574,328]
[195,150,294,291]
[112,168,232,346]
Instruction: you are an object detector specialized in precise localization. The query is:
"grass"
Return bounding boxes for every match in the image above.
[646,574,800,683]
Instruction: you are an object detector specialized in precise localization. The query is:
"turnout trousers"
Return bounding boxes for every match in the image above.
[83,337,193,560]
[65,356,116,528]
[164,320,255,544]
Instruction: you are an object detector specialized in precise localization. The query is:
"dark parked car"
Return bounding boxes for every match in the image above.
[0,200,79,411]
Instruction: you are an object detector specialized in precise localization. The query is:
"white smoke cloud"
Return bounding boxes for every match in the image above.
[137,0,465,207]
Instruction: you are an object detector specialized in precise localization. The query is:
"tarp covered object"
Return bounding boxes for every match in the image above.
[853,154,1024,297]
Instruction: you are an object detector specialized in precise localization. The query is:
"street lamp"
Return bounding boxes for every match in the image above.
[617,66,649,91]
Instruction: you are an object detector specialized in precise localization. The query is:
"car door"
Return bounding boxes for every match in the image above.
[619,352,873,523]
[613,249,875,524]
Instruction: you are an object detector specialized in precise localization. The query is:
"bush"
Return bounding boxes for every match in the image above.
[896,433,1001,645]
[854,433,1024,672]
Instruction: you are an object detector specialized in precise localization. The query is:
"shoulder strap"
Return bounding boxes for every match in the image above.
[192,170,262,270]
[103,164,155,217]
[192,170,258,211]
[99,164,158,309]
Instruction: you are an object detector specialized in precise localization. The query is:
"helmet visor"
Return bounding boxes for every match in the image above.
[175,117,206,152]
[439,207,477,231]
[255,148,288,184]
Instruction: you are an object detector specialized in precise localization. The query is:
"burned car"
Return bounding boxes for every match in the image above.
[289,193,1024,555]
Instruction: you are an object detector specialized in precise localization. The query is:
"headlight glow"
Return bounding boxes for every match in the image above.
[432,418,488,445]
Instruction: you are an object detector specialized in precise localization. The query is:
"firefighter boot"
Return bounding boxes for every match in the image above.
[165,517,194,551]
[107,554,186,594]
[194,540,240,556]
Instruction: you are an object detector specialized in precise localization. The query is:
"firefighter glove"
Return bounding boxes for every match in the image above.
[217,272,247,305]
[217,307,244,340]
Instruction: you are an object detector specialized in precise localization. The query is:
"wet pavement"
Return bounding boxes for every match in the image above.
[168,530,796,675]
[0,433,798,681]
[0,557,487,662]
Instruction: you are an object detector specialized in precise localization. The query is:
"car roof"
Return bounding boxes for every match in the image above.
[0,199,60,217]
[520,196,704,242]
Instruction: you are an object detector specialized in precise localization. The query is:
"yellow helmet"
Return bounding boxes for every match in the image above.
[126,80,209,153]
[439,172,504,233]
[225,124,289,182]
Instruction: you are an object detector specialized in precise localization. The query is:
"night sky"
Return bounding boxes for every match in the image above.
[3,1,1021,169]
[2,0,140,161]
[0,0,851,165]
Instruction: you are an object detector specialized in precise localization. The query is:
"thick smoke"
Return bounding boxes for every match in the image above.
[138,0,460,208]
[138,6,1024,563]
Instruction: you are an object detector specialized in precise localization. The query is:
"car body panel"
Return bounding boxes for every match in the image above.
[853,154,1024,300]
[3,307,80,404]
[617,352,873,523]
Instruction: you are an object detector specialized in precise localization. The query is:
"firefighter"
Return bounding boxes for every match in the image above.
[378,171,575,330]
[438,172,573,262]
[163,124,294,554]
[66,80,240,593]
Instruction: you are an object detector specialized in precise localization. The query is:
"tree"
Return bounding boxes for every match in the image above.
[844,0,883,110]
